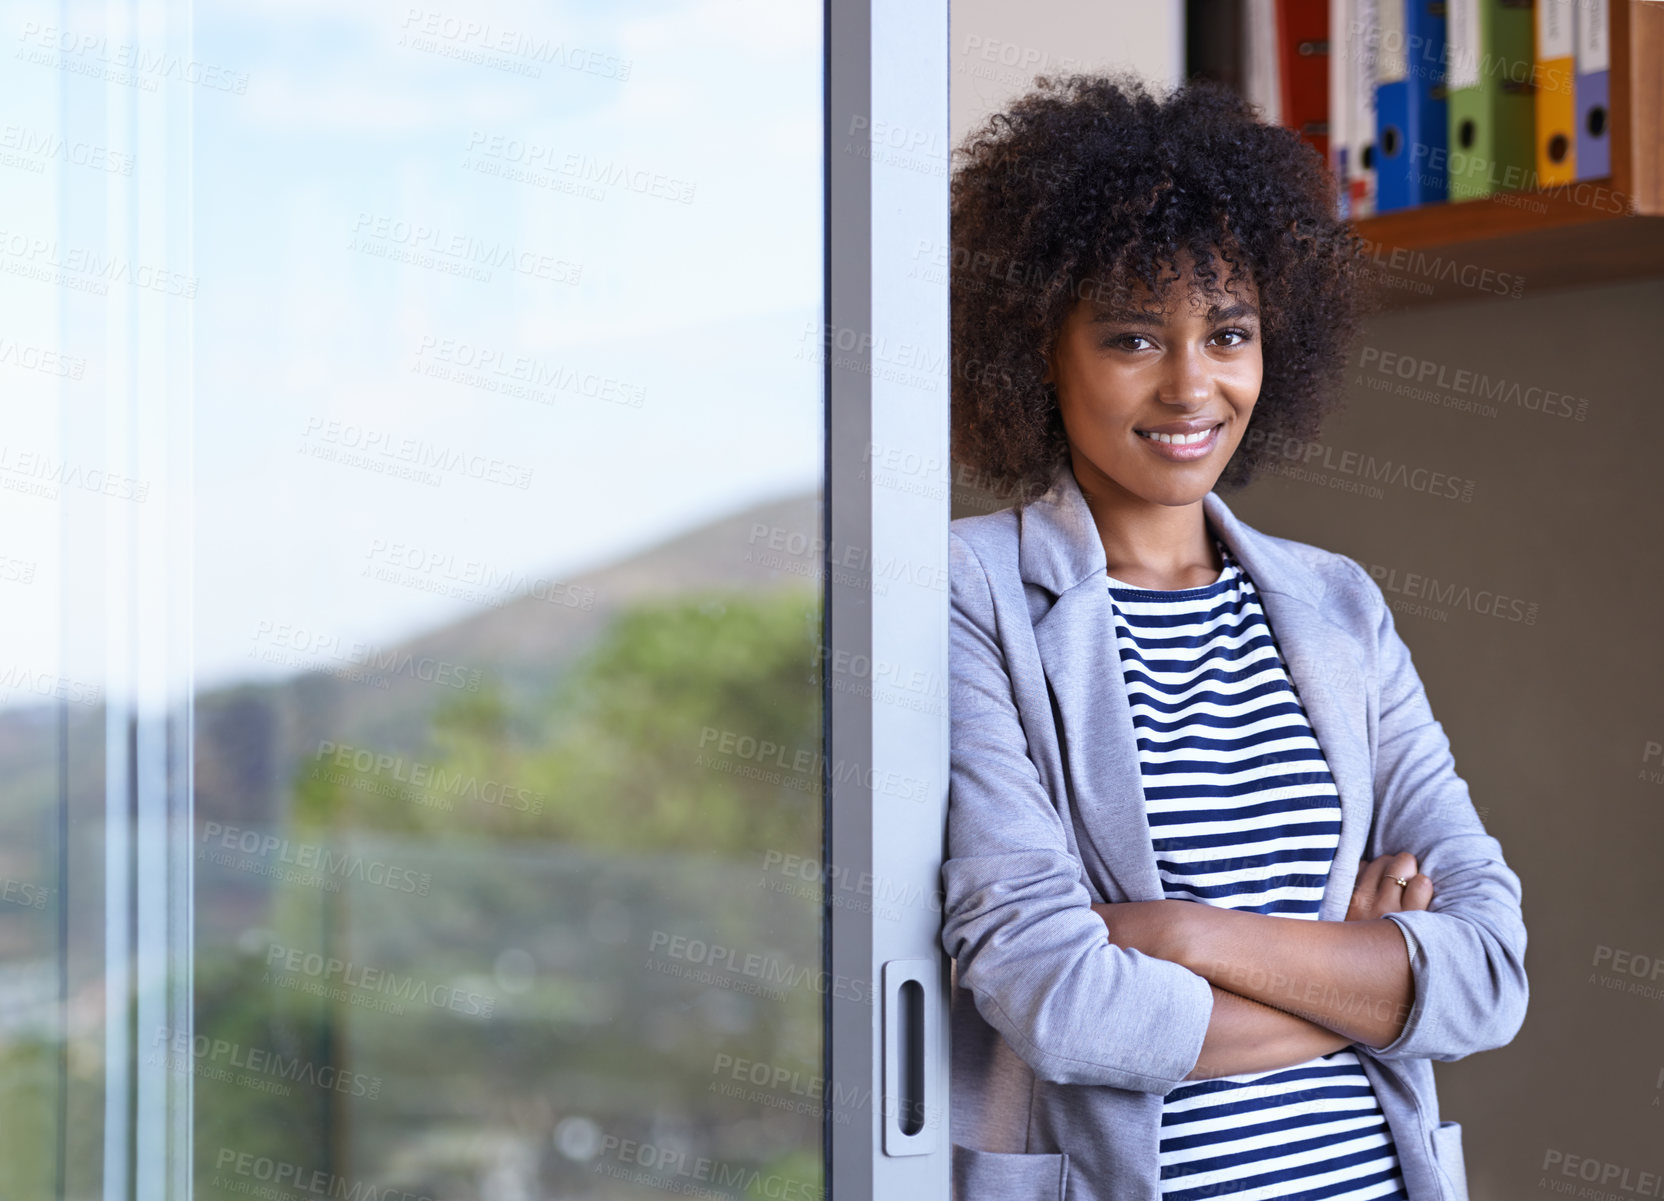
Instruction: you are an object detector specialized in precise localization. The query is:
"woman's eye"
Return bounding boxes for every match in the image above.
[1105,330,1253,352]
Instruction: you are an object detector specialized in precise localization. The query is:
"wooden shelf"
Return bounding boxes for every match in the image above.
[1345,0,1664,310]
[1352,208,1664,310]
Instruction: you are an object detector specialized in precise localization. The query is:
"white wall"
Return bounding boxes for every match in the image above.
[949,0,1184,146]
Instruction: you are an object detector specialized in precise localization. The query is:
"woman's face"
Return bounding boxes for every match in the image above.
[1044,250,1262,510]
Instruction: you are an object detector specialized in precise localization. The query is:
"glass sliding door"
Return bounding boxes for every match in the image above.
[1,1,953,1198]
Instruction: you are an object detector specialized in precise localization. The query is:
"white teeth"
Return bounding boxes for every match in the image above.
[1139,426,1216,445]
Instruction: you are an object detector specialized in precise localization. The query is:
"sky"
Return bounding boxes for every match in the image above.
[0,0,825,704]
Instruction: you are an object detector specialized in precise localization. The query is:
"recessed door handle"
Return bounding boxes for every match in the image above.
[881,958,936,1156]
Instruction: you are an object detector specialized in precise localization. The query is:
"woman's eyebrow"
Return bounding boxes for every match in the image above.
[1088,301,1260,326]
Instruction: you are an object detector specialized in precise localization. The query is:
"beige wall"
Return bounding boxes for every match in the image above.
[950,0,1182,146]
[948,4,1664,1196]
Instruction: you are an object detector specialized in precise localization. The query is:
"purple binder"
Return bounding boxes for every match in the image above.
[1575,0,1611,180]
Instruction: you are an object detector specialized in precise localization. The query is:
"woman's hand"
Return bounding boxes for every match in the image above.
[1346,852,1435,921]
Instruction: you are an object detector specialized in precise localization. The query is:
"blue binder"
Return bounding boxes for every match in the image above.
[1374,0,1448,210]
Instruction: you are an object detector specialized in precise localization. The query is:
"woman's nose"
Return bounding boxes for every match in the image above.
[1158,342,1213,408]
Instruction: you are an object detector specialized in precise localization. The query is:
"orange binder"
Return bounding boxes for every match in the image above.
[1535,0,1577,186]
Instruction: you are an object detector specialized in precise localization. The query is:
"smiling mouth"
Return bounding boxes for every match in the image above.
[1135,422,1223,445]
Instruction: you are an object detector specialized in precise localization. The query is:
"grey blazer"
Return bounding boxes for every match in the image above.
[941,461,1528,1201]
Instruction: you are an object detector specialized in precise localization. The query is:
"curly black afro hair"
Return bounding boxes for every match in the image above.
[951,70,1372,502]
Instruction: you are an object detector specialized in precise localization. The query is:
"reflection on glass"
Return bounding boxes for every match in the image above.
[0,0,825,1198]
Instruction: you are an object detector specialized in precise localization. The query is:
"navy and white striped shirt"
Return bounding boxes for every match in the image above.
[1107,536,1408,1201]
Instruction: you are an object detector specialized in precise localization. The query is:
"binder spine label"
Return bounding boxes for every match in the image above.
[1377,0,1407,81]
[1537,0,1573,58]
[1356,0,1380,110]
[1448,0,1480,89]
[1576,0,1609,72]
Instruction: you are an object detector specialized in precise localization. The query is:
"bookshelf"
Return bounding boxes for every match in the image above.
[1348,0,1664,310]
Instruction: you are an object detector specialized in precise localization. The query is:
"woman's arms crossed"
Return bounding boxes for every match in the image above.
[1095,556,1527,1067]
[1096,852,1432,1056]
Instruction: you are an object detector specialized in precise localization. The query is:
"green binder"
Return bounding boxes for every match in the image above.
[1446,0,1537,201]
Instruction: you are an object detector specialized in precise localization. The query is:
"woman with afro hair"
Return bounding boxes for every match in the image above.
[940,72,1527,1201]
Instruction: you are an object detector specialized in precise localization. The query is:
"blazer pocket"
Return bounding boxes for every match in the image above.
[1431,1120,1470,1201]
[952,1144,1070,1201]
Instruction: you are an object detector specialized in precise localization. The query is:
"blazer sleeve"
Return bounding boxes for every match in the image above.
[939,530,1215,1093]
[1342,557,1530,1062]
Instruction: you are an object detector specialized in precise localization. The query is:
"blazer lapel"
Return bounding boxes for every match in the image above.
[1017,463,1374,919]
[1031,579,1164,903]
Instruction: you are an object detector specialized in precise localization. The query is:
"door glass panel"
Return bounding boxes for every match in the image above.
[0,1,827,1197]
